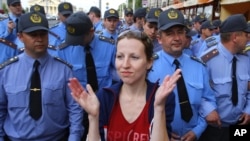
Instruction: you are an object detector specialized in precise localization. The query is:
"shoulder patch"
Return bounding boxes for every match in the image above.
[0,56,19,69]
[99,35,115,44]
[54,57,72,69]
[49,23,59,29]
[190,56,205,66]
[191,39,199,46]
[0,38,17,49]
[48,45,57,50]
[205,36,216,43]
[243,45,250,53]
[18,47,25,53]
[58,43,69,50]
[49,31,60,40]
[201,48,219,63]
[95,30,103,35]
[207,40,218,48]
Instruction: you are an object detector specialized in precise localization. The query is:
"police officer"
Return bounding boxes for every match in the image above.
[190,20,216,56]
[191,14,207,40]
[101,8,119,39]
[58,11,116,141]
[0,0,23,42]
[0,11,83,141]
[143,8,162,52]
[0,38,17,63]
[147,8,216,141]
[87,6,103,34]
[50,2,73,43]
[212,19,221,35]
[119,7,133,31]
[129,7,147,31]
[199,14,250,141]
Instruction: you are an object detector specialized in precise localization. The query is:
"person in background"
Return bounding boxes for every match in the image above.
[0,0,23,42]
[212,19,221,36]
[183,28,196,56]
[0,38,17,64]
[68,30,180,141]
[0,11,83,141]
[123,8,134,28]
[143,8,163,52]
[87,6,103,34]
[101,8,119,39]
[129,7,147,31]
[199,14,250,141]
[190,20,216,57]
[191,14,207,40]
[147,8,216,141]
[49,2,73,43]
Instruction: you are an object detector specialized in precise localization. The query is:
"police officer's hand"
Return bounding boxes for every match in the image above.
[238,113,250,125]
[68,78,100,118]
[205,110,221,127]
[8,20,15,33]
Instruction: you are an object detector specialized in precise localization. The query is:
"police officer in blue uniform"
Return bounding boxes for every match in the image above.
[199,14,250,141]
[49,2,73,44]
[58,11,116,90]
[129,7,147,31]
[0,38,17,63]
[191,14,207,40]
[0,0,23,42]
[87,6,104,34]
[147,8,216,141]
[118,7,133,32]
[0,11,83,141]
[143,8,162,52]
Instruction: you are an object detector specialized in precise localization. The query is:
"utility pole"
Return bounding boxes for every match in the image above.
[133,0,135,12]
[99,0,101,11]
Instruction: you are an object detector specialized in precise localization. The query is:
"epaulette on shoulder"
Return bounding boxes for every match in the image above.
[0,38,17,49]
[18,47,25,53]
[152,53,159,60]
[207,40,218,48]
[95,30,103,35]
[50,23,59,29]
[48,45,57,50]
[53,57,72,69]
[99,35,115,44]
[243,45,250,53]
[190,56,205,66]
[0,56,19,69]
[0,17,7,21]
[201,48,219,63]
[191,39,199,46]
[49,31,60,40]
[58,43,69,50]
[205,36,216,43]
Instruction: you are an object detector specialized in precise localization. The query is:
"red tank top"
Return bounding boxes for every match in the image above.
[106,94,154,141]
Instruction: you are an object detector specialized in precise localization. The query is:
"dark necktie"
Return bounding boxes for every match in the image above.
[85,45,98,92]
[29,60,42,120]
[232,57,238,106]
[15,18,19,33]
[174,59,193,122]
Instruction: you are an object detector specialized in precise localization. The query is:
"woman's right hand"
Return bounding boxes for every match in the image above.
[68,78,100,117]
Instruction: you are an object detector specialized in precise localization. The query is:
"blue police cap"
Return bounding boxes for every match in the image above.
[146,8,162,23]
[18,11,48,33]
[7,0,20,6]
[193,14,207,23]
[65,12,93,45]
[134,8,147,18]
[158,8,185,30]
[200,21,216,30]
[220,14,249,33]
[30,4,45,15]
[58,2,73,15]
[124,8,133,15]
[104,8,119,19]
[87,6,101,16]
[212,19,221,28]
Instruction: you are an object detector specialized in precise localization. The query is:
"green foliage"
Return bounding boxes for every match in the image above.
[2,3,8,13]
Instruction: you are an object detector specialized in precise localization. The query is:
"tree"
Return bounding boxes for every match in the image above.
[2,3,8,14]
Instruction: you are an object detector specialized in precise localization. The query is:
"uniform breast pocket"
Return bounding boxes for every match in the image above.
[43,83,64,106]
[96,64,109,78]
[238,74,249,93]
[5,85,29,108]
[213,77,231,97]
[72,64,86,82]
[187,82,203,105]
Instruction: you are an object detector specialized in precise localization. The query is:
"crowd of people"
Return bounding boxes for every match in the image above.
[0,0,250,141]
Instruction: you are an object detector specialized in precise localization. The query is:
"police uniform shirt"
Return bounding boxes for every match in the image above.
[190,38,205,57]
[0,13,20,42]
[49,22,66,42]
[147,51,216,138]
[153,39,162,52]
[101,28,118,40]
[58,34,116,90]
[0,52,83,140]
[129,24,142,31]
[200,43,250,126]
[191,32,200,41]
[198,35,220,56]
[94,20,104,33]
[48,31,62,47]
[0,40,17,64]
